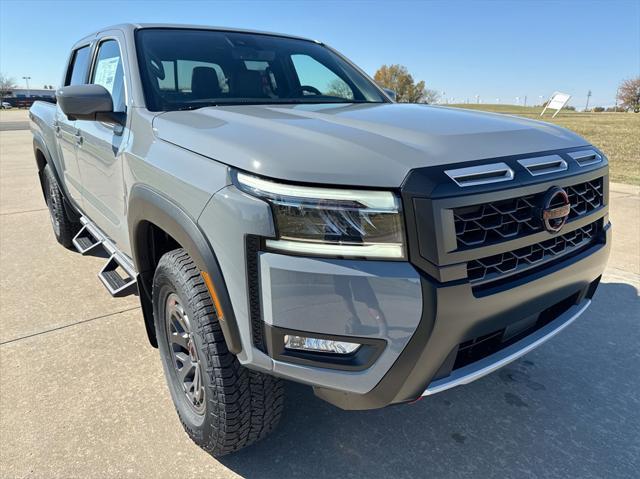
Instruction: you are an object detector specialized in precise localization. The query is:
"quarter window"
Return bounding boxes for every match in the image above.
[91,40,126,112]
[65,46,91,86]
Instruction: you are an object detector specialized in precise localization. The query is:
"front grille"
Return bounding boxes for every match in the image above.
[467,220,602,282]
[453,177,603,248]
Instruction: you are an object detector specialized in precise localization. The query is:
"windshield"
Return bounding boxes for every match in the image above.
[135,28,387,111]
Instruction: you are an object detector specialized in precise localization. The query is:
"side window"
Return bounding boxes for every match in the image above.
[65,46,91,86]
[91,40,126,112]
[291,54,354,100]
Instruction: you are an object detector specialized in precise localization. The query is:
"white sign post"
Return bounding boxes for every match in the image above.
[540,92,571,118]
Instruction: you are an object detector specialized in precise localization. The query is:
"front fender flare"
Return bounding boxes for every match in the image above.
[128,184,242,354]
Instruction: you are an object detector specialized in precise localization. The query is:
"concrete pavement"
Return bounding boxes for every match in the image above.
[1,129,638,478]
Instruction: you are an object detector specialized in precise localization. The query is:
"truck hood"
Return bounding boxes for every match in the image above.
[153,103,588,187]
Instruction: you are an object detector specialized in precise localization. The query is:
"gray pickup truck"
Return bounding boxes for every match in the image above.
[30,23,610,456]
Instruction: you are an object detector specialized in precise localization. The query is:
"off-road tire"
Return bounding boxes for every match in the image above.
[153,248,284,456]
[43,164,79,248]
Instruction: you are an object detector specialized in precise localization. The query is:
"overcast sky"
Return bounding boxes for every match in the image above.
[1,0,638,108]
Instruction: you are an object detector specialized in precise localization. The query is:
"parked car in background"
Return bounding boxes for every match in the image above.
[1,101,12,109]
[29,23,610,456]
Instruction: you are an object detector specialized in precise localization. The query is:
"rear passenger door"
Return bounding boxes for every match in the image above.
[55,45,91,207]
[75,35,130,249]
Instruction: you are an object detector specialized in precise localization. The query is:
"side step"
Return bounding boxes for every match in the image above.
[99,254,137,297]
[73,216,138,298]
[72,224,104,254]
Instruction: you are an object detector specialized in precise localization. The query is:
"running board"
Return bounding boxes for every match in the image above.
[72,223,104,254]
[99,254,137,297]
[74,216,138,297]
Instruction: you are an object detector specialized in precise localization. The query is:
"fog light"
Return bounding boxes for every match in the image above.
[284,335,360,354]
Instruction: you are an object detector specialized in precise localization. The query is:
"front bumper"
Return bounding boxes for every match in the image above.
[313,225,609,409]
[199,148,610,410]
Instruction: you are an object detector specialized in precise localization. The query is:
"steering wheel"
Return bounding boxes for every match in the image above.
[300,85,322,96]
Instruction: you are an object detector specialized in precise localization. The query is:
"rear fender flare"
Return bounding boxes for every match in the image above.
[32,134,79,219]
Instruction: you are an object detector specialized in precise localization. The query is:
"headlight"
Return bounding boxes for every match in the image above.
[234,171,405,259]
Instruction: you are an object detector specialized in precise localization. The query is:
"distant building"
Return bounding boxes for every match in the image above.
[2,88,56,107]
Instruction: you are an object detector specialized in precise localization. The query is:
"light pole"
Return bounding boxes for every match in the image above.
[22,76,31,97]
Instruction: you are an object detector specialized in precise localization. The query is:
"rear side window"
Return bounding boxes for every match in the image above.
[90,40,126,112]
[65,46,91,86]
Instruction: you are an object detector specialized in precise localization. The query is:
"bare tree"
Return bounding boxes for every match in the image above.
[617,77,640,112]
[422,88,441,104]
[374,64,434,103]
[326,79,354,100]
[0,73,17,100]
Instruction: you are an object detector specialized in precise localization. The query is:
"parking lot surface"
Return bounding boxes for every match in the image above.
[1,127,638,478]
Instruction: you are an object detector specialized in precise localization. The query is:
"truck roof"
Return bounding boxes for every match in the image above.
[73,23,319,47]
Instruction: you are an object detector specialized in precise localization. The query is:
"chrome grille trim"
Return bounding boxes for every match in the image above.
[444,162,514,187]
[568,149,602,167]
[517,155,568,176]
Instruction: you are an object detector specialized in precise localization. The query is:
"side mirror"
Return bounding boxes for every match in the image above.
[56,84,125,126]
[382,88,397,101]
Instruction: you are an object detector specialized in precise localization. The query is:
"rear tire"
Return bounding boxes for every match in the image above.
[42,164,79,248]
[153,248,284,456]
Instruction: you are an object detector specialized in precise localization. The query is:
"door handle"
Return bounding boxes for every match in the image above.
[75,132,83,146]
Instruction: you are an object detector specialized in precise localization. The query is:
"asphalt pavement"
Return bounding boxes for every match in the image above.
[0,128,638,479]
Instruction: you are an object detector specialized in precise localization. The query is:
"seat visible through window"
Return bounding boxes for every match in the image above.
[234,69,266,98]
[191,66,221,99]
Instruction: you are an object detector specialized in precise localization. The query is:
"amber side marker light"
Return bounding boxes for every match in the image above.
[201,271,225,321]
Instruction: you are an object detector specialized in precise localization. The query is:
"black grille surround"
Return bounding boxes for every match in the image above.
[453,177,603,249]
[401,146,610,287]
[467,219,603,283]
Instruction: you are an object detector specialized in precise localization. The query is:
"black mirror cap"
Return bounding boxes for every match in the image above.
[56,84,125,126]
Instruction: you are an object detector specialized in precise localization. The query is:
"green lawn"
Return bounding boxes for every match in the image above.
[448,104,640,185]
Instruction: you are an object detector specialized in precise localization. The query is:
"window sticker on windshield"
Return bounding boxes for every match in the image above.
[94,56,120,95]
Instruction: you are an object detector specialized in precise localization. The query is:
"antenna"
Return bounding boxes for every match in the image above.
[585,90,592,111]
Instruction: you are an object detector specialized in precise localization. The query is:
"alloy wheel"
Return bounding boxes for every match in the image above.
[165,293,206,414]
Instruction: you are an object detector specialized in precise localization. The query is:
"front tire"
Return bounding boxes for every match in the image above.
[153,248,284,456]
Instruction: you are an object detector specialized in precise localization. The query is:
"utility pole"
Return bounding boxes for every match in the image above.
[585,90,592,111]
[22,76,31,97]
[615,87,619,111]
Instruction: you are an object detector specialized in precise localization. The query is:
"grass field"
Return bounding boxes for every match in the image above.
[448,104,639,185]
